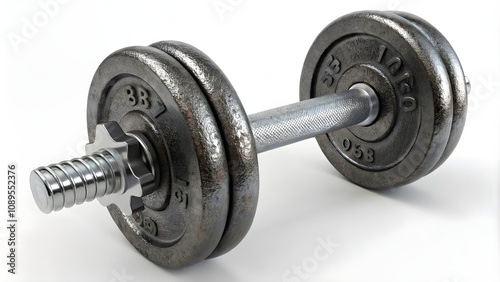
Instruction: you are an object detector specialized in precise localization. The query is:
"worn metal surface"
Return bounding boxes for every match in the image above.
[30,122,156,215]
[393,12,468,173]
[249,83,379,153]
[88,46,229,268]
[150,41,259,259]
[300,11,454,189]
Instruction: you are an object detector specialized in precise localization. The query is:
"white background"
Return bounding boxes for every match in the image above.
[1,0,499,281]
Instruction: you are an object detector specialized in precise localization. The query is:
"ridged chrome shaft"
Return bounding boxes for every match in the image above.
[30,150,123,214]
[30,122,157,215]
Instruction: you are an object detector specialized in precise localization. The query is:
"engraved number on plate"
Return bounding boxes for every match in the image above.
[342,138,375,163]
[175,189,189,209]
[321,54,342,88]
[125,85,151,109]
[377,45,417,112]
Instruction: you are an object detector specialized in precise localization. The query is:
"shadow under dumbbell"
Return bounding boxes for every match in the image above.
[370,158,484,219]
[225,148,481,276]
[153,259,241,282]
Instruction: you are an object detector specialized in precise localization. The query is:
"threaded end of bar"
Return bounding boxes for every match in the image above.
[30,150,122,214]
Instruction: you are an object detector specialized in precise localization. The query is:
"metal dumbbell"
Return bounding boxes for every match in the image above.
[30,11,468,268]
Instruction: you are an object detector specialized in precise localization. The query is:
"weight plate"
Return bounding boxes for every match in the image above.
[300,11,453,189]
[392,11,467,172]
[150,41,259,258]
[87,46,229,268]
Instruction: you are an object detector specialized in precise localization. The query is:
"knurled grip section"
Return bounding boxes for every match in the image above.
[248,88,375,153]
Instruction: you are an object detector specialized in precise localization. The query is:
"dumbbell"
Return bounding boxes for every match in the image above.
[29,11,469,268]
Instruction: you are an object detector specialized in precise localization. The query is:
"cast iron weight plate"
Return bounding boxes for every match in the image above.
[300,11,454,189]
[150,41,260,259]
[393,11,468,173]
[87,46,229,268]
